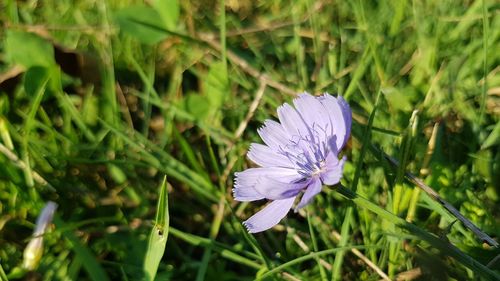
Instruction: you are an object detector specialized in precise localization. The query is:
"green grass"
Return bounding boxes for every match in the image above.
[1,0,499,280]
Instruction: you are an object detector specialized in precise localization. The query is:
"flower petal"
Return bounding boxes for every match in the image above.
[277,103,309,140]
[318,94,349,150]
[293,93,331,141]
[233,186,263,202]
[257,120,289,151]
[295,178,322,210]
[328,135,339,156]
[337,96,352,148]
[243,196,296,233]
[254,176,308,200]
[320,153,346,186]
[233,167,300,201]
[247,143,293,168]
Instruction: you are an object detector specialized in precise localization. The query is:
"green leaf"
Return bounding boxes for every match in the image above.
[383,87,413,112]
[203,62,228,116]
[143,176,170,281]
[184,93,210,121]
[115,5,168,45]
[23,66,50,98]
[5,30,55,68]
[153,0,180,30]
[481,121,500,150]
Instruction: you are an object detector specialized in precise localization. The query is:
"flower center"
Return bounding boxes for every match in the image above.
[277,123,332,178]
[311,160,326,177]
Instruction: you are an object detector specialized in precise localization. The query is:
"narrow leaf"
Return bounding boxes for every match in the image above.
[153,0,180,30]
[143,176,170,281]
[115,5,168,45]
[56,218,111,281]
[5,30,55,68]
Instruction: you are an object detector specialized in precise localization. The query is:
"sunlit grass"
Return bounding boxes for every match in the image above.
[0,0,499,280]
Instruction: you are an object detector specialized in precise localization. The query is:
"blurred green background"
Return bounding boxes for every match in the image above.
[0,0,499,280]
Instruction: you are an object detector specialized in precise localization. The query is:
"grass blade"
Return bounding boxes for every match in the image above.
[332,89,381,280]
[307,210,328,281]
[335,186,500,281]
[143,176,170,281]
[258,246,376,280]
[56,218,111,281]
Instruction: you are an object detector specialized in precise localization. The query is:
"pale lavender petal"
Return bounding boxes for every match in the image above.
[233,167,300,201]
[293,93,331,141]
[277,103,309,139]
[337,96,352,148]
[328,135,339,156]
[233,168,268,201]
[243,196,296,233]
[320,153,346,185]
[295,178,322,210]
[254,176,309,200]
[33,202,58,236]
[247,143,293,168]
[233,186,263,202]
[257,120,289,151]
[318,94,347,150]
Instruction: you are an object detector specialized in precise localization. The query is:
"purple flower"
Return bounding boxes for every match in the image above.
[233,93,351,233]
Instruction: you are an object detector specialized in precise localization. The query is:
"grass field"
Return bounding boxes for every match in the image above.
[0,0,499,280]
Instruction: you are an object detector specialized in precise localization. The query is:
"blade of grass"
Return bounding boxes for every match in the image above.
[205,135,221,180]
[407,122,439,222]
[168,227,261,269]
[478,0,489,124]
[143,176,170,281]
[0,118,14,150]
[96,0,118,125]
[334,186,500,281]
[130,89,234,145]
[0,142,54,191]
[389,110,418,276]
[393,110,419,215]
[349,0,386,88]
[352,119,499,248]
[331,208,353,281]
[239,222,274,272]
[368,142,499,248]
[228,197,274,272]
[22,67,50,188]
[307,210,328,281]
[128,18,297,96]
[219,0,227,74]
[292,4,307,89]
[329,230,390,281]
[173,126,209,179]
[258,246,377,280]
[332,89,381,280]
[195,196,225,281]
[0,263,7,281]
[55,218,111,281]
[53,90,96,142]
[100,119,218,202]
[344,47,371,100]
[123,45,157,137]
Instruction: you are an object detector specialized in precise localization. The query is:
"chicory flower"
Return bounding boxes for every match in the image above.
[233,93,351,233]
[23,201,58,270]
